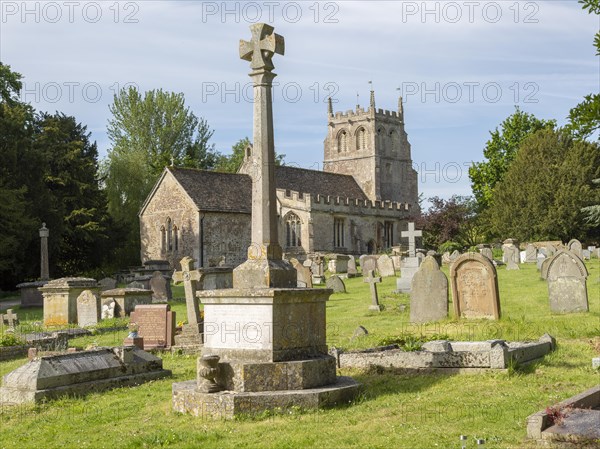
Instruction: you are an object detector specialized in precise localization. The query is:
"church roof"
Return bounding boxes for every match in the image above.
[166,165,368,214]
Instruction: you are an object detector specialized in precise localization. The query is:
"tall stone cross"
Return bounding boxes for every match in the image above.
[39,222,49,280]
[364,270,382,311]
[2,309,19,330]
[173,256,203,327]
[234,23,295,289]
[401,222,422,258]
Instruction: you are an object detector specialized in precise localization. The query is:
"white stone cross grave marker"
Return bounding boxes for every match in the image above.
[401,222,422,258]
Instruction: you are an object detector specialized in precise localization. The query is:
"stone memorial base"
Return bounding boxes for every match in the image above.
[172,323,203,355]
[395,257,421,293]
[172,375,360,419]
[201,267,233,290]
[16,281,47,307]
[39,278,99,326]
[123,337,144,350]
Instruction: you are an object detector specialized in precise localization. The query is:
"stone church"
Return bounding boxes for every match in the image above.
[139,93,419,268]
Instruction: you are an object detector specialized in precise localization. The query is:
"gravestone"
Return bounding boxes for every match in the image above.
[130,304,176,349]
[290,258,312,288]
[326,275,346,293]
[377,254,396,277]
[567,239,583,259]
[98,277,117,291]
[536,254,546,271]
[327,254,350,274]
[546,243,557,257]
[546,250,588,313]
[519,250,527,263]
[441,251,451,265]
[401,222,422,257]
[347,256,358,278]
[450,253,501,320]
[149,271,172,302]
[525,244,537,263]
[2,309,19,330]
[410,256,448,323]
[101,300,116,319]
[426,250,442,267]
[505,245,520,270]
[449,250,460,262]
[76,290,100,328]
[478,247,493,262]
[351,326,368,340]
[308,255,325,284]
[128,281,145,289]
[396,256,421,293]
[172,256,204,353]
[582,249,591,260]
[100,288,153,317]
[540,256,552,280]
[364,270,382,311]
[359,255,378,275]
[40,278,99,326]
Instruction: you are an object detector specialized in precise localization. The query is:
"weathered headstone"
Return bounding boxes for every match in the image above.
[364,270,382,311]
[377,254,396,277]
[480,247,493,261]
[326,275,346,293]
[536,254,546,271]
[327,254,350,274]
[502,239,520,264]
[410,256,448,323]
[567,239,583,259]
[449,250,460,262]
[98,277,117,291]
[127,281,145,289]
[351,325,368,340]
[149,271,172,302]
[40,278,100,326]
[100,288,153,317]
[101,299,116,319]
[347,256,358,278]
[505,245,520,270]
[2,309,19,330]
[450,253,501,320]
[546,250,588,313]
[582,249,591,260]
[308,255,325,284]
[130,304,176,349]
[441,251,451,265]
[546,243,557,257]
[401,222,422,257]
[359,255,378,275]
[426,250,442,267]
[396,256,421,293]
[76,290,100,327]
[525,244,537,263]
[540,257,552,280]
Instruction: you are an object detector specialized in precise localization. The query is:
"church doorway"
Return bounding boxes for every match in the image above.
[367,240,375,254]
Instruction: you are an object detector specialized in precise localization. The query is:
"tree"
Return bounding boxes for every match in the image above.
[215,137,285,173]
[103,87,219,265]
[469,108,556,210]
[487,128,600,241]
[415,195,481,250]
[565,1,600,140]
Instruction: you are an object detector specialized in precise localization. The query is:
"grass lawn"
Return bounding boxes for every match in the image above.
[0,261,598,449]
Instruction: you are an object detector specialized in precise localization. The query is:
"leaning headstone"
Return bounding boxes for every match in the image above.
[567,239,583,259]
[76,290,100,328]
[326,275,346,293]
[546,250,588,313]
[525,244,537,263]
[410,256,448,323]
[363,270,382,311]
[129,304,176,349]
[149,271,172,302]
[359,255,378,275]
[351,325,369,340]
[347,256,358,278]
[450,253,501,320]
[377,254,396,277]
[98,277,117,291]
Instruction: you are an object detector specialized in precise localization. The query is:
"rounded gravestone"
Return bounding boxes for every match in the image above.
[546,250,588,313]
[410,256,448,323]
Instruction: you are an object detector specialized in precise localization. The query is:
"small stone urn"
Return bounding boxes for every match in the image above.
[197,354,221,393]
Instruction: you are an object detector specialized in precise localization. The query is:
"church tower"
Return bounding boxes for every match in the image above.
[322,92,418,205]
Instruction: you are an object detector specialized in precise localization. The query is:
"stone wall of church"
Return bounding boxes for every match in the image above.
[139,172,200,269]
[202,212,250,268]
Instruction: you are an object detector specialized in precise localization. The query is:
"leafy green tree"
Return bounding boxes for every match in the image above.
[487,128,600,241]
[215,137,285,173]
[469,108,556,210]
[103,87,219,265]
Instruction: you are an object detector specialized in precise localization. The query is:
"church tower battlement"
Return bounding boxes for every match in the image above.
[323,92,418,206]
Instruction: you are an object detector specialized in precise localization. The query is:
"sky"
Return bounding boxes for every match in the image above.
[1,0,598,202]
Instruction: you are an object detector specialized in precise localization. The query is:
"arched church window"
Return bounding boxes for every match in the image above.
[389,130,399,153]
[337,130,348,153]
[160,226,166,253]
[166,218,173,251]
[173,225,179,252]
[356,127,367,151]
[285,213,302,247]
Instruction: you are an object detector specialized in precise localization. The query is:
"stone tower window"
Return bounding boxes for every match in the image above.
[356,127,367,151]
[285,213,302,248]
[337,130,348,153]
[333,217,345,248]
[173,225,179,252]
[389,130,399,154]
